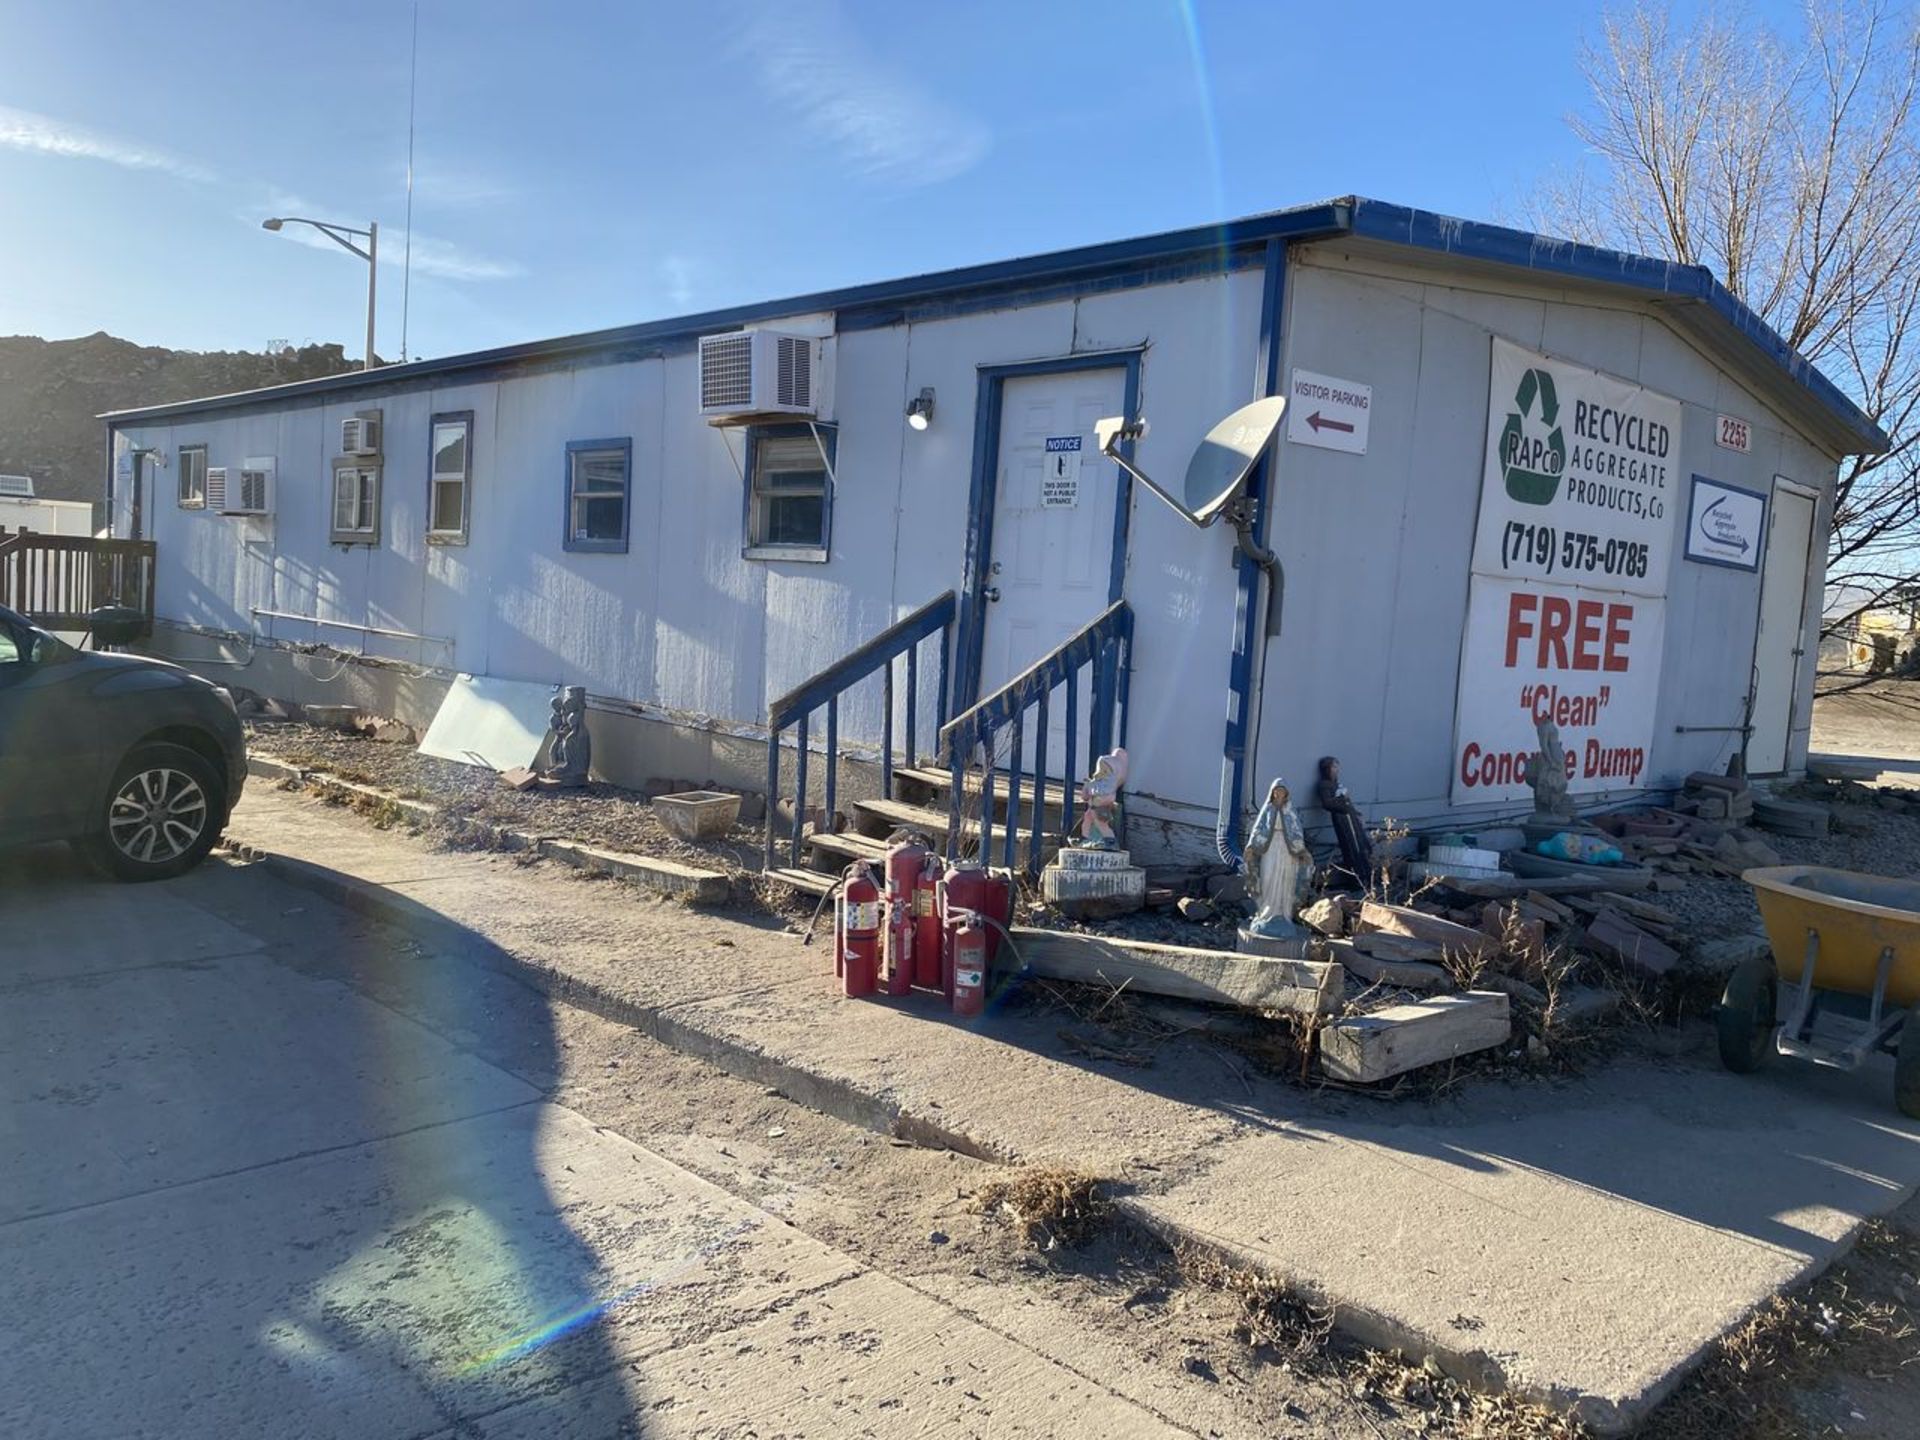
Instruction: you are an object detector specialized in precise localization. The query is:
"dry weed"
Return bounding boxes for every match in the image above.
[972,1166,1110,1250]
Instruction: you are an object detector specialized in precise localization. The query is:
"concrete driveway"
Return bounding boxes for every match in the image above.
[0,847,1181,1439]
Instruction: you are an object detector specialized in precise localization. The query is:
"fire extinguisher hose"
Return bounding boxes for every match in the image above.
[946,907,1031,976]
[800,875,842,947]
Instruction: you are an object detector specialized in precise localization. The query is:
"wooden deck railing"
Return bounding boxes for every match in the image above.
[0,529,156,633]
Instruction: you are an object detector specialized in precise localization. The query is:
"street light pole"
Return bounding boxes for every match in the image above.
[261,216,380,371]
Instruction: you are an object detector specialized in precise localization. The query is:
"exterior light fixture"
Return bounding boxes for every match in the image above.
[906,387,936,430]
[261,215,380,371]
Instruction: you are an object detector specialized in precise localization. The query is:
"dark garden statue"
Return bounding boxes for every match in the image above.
[1316,756,1373,890]
[542,686,592,788]
[1523,718,1573,828]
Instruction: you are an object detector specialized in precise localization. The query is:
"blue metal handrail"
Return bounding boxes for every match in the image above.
[938,600,1132,874]
[764,589,956,870]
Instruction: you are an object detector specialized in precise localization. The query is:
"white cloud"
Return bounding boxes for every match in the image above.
[659,254,696,309]
[403,233,524,282]
[0,104,217,182]
[734,4,989,186]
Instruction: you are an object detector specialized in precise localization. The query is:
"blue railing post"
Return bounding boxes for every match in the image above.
[905,645,919,771]
[980,725,996,864]
[1030,686,1049,875]
[824,697,838,840]
[946,719,966,860]
[1062,670,1079,839]
[881,662,895,800]
[764,724,780,870]
[1116,618,1134,750]
[936,624,952,737]
[792,710,810,868]
[1004,710,1024,872]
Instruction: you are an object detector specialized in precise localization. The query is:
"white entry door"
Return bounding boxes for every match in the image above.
[1747,483,1817,773]
[979,367,1127,705]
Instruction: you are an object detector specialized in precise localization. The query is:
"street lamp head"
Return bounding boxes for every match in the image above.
[261,217,284,231]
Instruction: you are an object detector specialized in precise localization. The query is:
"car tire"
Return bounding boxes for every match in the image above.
[88,742,226,882]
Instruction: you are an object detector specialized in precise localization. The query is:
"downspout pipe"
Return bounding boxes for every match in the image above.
[1216,237,1287,866]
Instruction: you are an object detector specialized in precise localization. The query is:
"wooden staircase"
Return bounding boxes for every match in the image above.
[767,769,1071,897]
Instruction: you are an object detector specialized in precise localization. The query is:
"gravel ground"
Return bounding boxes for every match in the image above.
[247,721,766,874]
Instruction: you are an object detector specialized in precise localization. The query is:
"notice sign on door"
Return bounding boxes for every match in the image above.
[1450,339,1681,804]
[1684,475,1766,572]
[1041,435,1082,507]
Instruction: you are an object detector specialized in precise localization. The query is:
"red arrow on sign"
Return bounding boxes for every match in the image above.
[1307,411,1354,434]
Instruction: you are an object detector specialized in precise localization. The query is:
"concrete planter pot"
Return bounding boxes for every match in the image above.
[653,790,742,843]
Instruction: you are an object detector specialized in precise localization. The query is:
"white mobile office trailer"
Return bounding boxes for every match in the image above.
[102,198,1885,866]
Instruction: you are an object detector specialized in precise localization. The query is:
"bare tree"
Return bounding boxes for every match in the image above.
[1532,1,1920,679]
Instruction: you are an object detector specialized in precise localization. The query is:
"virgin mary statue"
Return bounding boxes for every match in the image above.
[1243,776,1311,938]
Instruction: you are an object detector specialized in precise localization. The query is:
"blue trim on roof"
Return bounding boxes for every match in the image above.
[100,195,1884,454]
[1343,200,1887,452]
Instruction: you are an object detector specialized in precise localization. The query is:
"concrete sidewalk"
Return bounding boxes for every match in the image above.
[227,788,1920,1433]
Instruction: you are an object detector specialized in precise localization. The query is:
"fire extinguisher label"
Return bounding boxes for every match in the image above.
[912,888,934,917]
[845,902,881,931]
[955,968,983,988]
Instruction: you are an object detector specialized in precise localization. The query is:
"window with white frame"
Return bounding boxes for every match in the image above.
[177,445,207,508]
[429,412,472,540]
[331,464,380,544]
[745,427,832,560]
[564,438,630,553]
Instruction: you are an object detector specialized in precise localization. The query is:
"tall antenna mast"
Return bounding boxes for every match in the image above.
[400,0,419,363]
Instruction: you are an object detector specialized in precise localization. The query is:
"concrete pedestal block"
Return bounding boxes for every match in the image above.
[1041,847,1146,920]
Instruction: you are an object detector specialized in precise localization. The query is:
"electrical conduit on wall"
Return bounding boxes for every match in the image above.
[1215,238,1287,866]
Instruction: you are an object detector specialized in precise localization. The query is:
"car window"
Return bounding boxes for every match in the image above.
[0,624,22,666]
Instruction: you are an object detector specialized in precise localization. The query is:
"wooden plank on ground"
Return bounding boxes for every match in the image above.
[1444,871,1653,898]
[1319,992,1512,1083]
[1582,908,1680,979]
[1355,901,1502,962]
[1007,928,1343,1015]
[1320,939,1453,992]
[1351,930,1445,964]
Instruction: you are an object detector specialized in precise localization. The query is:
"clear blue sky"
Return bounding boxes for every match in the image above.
[0,0,1804,362]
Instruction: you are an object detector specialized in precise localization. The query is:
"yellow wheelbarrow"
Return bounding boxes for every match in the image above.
[1718,866,1920,1119]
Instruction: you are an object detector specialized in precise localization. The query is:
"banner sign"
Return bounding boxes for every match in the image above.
[1452,340,1681,804]
[1684,475,1766,572]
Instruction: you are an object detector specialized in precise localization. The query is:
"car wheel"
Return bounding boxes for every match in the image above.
[90,743,225,882]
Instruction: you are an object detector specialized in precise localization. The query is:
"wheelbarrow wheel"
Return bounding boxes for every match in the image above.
[1717,956,1777,1074]
[1897,1016,1920,1120]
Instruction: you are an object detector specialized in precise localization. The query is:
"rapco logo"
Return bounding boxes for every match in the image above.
[1499,367,1565,506]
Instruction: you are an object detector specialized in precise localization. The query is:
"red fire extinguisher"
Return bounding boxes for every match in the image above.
[949,912,989,1018]
[835,861,882,998]
[938,864,1012,999]
[913,853,944,989]
[884,841,928,996]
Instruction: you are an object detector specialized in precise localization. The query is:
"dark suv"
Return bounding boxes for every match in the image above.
[0,605,247,880]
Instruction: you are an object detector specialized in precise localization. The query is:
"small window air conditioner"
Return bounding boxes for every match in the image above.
[341,414,381,456]
[224,460,274,516]
[0,474,33,498]
[204,466,228,511]
[698,330,818,417]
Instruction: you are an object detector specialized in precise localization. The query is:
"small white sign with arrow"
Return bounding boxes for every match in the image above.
[1684,475,1766,572]
[1286,368,1372,454]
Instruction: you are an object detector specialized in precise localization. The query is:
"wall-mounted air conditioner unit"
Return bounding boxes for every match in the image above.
[0,474,33,498]
[223,458,274,516]
[698,330,820,417]
[341,414,382,456]
[204,466,228,511]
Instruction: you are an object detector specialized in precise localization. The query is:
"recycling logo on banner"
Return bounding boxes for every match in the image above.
[1499,367,1566,505]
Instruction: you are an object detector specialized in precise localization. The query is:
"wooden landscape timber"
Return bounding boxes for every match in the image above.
[1006,928,1344,1015]
[1354,901,1503,963]
[1317,938,1453,992]
[1319,991,1512,1083]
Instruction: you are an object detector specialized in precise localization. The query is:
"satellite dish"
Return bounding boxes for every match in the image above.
[1096,395,1285,529]
[1183,396,1286,524]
